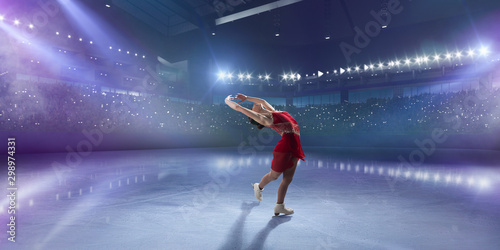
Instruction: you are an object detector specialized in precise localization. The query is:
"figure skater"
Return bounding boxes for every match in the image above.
[225,93,305,216]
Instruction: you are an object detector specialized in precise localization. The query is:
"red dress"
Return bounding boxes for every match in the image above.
[268,111,305,172]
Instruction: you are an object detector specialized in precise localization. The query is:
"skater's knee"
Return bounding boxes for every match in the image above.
[269,171,280,181]
[282,176,293,185]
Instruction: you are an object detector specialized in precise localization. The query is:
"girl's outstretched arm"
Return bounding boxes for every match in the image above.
[225,95,273,126]
[235,93,276,112]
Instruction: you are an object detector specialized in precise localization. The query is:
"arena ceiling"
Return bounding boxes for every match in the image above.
[105,0,498,43]
[85,0,500,71]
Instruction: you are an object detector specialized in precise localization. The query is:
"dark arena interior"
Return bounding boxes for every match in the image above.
[1,0,500,249]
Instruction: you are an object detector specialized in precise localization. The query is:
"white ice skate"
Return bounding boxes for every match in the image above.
[252,183,263,201]
[274,203,294,216]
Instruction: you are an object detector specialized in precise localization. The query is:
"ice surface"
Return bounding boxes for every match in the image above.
[1,147,499,249]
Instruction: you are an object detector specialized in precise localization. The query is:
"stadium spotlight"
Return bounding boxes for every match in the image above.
[405,59,411,65]
[89,41,93,44]
[79,38,83,41]
[238,73,244,80]
[434,54,440,61]
[246,74,251,79]
[142,55,146,58]
[258,75,263,79]
[106,4,111,8]
[0,15,4,21]
[118,49,121,52]
[67,34,71,38]
[346,67,351,72]
[479,47,490,56]
[468,49,475,57]
[395,60,400,66]
[109,46,112,50]
[378,63,383,68]
[227,73,233,79]
[369,64,374,69]
[455,51,462,58]
[355,66,360,71]
[218,72,226,79]
[446,53,452,59]
[283,74,289,80]
[423,56,428,62]
[14,19,20,25]
[29,24,34,29]
[56,31,59,35]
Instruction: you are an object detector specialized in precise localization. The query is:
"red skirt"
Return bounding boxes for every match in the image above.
[271,151,298,172]
[271,133,305,172]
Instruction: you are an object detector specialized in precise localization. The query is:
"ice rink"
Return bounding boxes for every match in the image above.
[1,147,499,250]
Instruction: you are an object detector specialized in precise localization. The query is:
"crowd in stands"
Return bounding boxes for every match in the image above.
[1,80,499,136]
[295,89,500,135]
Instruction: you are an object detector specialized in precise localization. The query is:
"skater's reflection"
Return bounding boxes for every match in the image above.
[219,201,260,250]
[219,201,292,250]
[246,216,292,250]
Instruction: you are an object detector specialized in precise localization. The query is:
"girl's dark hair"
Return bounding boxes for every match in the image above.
[248,117,265,129]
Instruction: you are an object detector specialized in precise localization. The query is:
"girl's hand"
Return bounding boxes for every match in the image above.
[235,93,247,103]
[225,95,235,101]
[225,95,239,110]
